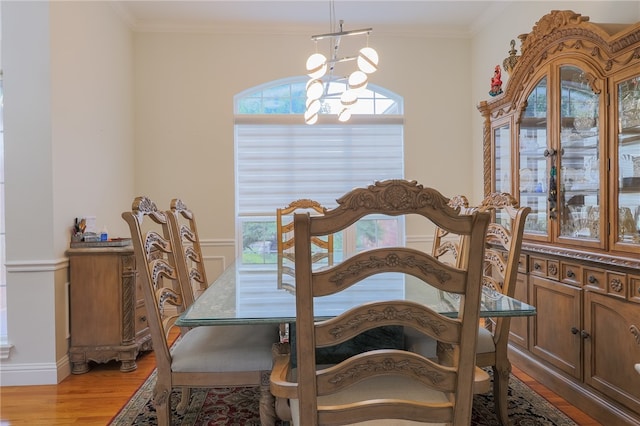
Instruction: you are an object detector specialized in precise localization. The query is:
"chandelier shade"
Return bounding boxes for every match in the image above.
[348,70,368,92]
[304,108,319,125]
[357,47,379,74]
[306,98,322,115]
[340,89,358,106]
[306,53,328,79]
[305,78,325,101]
[338,107,352,122]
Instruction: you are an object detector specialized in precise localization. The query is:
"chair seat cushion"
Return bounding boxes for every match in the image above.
[290,375,449,426]
[476,326,496,354]
[403,327,437,357]
[289,324,404,367]
[404,326,495,356]
[171,324,277,372]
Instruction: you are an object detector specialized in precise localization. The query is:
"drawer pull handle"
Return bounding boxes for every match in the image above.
[588,275,597,284]
[581,330,590,339]
[140,316,147,322]
[571,327,579,335]
[566,270,575,278]
[534,263,541,270]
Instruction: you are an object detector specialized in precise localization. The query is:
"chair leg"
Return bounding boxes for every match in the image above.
[493,361,512,426]
[176,386,191,414]
[258,382,277,426]
[152,384,172,426]
[275,397,292,422]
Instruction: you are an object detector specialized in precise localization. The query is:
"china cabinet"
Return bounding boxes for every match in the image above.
[478,11,640,425]
[67,246,152,373]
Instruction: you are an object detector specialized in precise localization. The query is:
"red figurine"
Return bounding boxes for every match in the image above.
[489,65,503,96]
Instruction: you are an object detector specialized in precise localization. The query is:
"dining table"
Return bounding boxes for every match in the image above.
[176,254,536,327]
[175,253,537,424]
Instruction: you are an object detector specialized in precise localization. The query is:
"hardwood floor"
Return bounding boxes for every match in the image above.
[1,335,601,425]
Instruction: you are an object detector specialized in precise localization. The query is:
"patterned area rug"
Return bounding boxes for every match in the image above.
[110,369,577,425]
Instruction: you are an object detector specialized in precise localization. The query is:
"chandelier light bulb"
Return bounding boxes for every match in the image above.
[306,53,327,79]
[348,70,368,92]
[357,47,379,74]
[340,89,358,106]
[338,107,352,122]
[305,78,324,101]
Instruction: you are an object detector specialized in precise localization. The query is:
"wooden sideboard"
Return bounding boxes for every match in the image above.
[509,248,640,426]
[67,245,152,373]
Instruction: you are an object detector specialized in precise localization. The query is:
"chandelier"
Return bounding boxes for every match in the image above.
[304,10,379,125]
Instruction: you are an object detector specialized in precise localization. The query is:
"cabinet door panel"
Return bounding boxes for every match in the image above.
[530,275,582,379]
[584,291,640,414]
[70,254,122,345]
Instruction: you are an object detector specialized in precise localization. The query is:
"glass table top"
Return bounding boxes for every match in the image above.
[176,256,536,327]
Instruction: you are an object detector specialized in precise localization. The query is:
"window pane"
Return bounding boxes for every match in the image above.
[237,97,261,114]
[241,220,277,264]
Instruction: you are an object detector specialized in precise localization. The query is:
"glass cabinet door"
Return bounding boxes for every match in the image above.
[493,123,511,227]
[617,74,640,247]
[558,65,602,243]
[519,77,548,237]
[494,123,511,195]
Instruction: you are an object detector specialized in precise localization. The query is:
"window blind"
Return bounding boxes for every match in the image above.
[235,123,404,216]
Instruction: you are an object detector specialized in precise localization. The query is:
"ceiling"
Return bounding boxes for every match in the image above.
[115,1,506,37]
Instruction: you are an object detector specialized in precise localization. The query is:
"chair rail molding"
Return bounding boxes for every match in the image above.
[6,257,69,272]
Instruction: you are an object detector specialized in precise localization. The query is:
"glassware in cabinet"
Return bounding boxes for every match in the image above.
[616,74,640,247]
[558,65,602,242]
[519,77,548,237]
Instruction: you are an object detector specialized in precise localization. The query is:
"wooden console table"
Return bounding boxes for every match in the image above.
[67,245,152,373]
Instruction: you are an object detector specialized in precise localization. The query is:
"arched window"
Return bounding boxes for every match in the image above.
[235,76,402,116]
[234,76,404,263]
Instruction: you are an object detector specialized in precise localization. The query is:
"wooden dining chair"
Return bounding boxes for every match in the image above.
[464,192,530,425]
[122,196,280,426]
[167,198,208,302]
[270,179,491,425]
[402,194,472,358]
[407,192,530,425]
[277,199,333,260]
[431,194,471,266]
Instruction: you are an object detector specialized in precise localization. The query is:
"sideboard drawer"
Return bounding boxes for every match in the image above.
[530,256,548,277]
[629,274,640,304]
[560,262,583,287]
[584,267,606,293]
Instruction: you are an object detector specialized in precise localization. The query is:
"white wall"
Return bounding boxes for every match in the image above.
[469,1,640,204]
[1,1,134,385]
[133,30,474,246]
